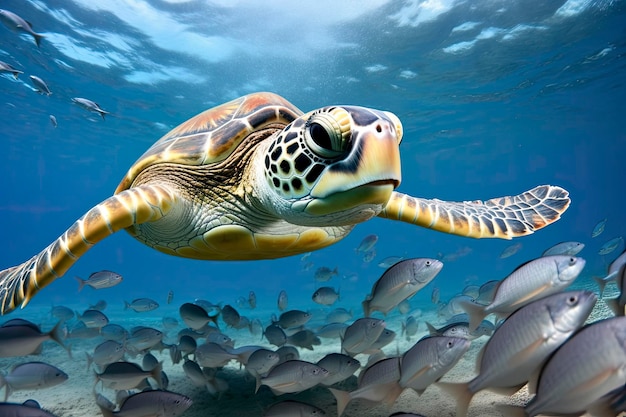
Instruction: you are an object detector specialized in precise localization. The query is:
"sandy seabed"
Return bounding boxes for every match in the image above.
[0,289,622,417]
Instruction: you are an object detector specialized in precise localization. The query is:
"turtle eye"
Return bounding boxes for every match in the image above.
[304,109,351,158]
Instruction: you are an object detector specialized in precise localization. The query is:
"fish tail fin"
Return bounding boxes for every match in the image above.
[3,384,11,401]
[362,299,371,318]
[593,275,609,297]
[494,404,527,417]
[86,352,93,370]
[124,301,130,310]
[605,297,623,316]
[75,276,86,292]
[328,387,352,417]
[254,376,263,394]
[12,73,19,80]
[100,112,106,120]
[458,299,487,332]
[33,33,44,48]
[48,320,69,356]
[425,321,438,335]
[151,361,164,388]
[437,381,473,417]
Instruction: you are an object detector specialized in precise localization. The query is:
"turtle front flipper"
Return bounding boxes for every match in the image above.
[0,184,177,314]
[379,185,570,239]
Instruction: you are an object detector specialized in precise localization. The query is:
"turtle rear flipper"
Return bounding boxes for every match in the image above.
[379,185,570,239]
[0,184,176,314]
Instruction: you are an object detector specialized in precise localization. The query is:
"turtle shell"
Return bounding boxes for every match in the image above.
[115,92,302,193]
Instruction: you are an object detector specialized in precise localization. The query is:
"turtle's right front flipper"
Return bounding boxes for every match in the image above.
[0,184,176,314]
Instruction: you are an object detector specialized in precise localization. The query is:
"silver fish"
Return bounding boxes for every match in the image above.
[98,390,192,417]
[401,315,419,340]
[599,236,624,256]
[312,286,340,305]
[75,270,122,291]
[179,302,219,330]
[86,340,125,369]
[317,353,360,386]
[195,342,239,368]
[476,280,500,304]
[315,266,338,282]
[183,359,211,390]
[124,298,159,312]
[275,345,300,365]
[460,255,585,331]
[363,248,376,263]
[330,357,402,416]
[248,290,257,309]
[441,290,597,417]
[95,361,163,390]
[277,290,288,311]
[499,242,522,259]
[501,316,626,417]
[326,307,353,323]
[221,304,241,327]
[341,317,386,356]
[425,319,493,340]
[542,241,585,256]
[0,400,58,416]
[356,234,378,253]
[0,361,67,400]
[100,323,128,341]
[378,255,404,268]
[256,359,328,395]
[246,348,280,379]
[286,329,321,350]
[400,336,470,395]
[125,327,163,352]
[431,287,441,304]
[76,309,109,328]
[316,322,348,339]
[0,60,23,79]
[72,97,109,120]
[88,299,107,311]
[363,258,443,317]
[50,305,74,322]
[264,324,287,347]
[275,309,311,329]
[29,75,51,95]
[0,9,44,47]
[263,400,326,417]
[0,322,66,357]
[592,217,607,237]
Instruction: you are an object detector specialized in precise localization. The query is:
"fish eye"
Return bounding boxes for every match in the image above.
[425,260,432,266]
[567,295,578,305]
[569,257,576,265]
[447,341,454,348]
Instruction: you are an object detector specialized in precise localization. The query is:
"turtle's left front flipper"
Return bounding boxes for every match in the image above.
[379,184,570,239]
[0,184,177,314]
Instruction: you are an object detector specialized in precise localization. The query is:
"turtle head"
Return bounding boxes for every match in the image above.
[259,105,403,226]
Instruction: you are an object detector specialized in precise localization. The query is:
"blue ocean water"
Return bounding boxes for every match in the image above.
[0,0,625,415]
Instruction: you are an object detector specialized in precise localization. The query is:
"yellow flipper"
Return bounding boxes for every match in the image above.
[379,185,570,239]
[0,184,176,314]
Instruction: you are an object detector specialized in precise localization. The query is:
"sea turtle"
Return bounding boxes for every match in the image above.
[0,92,570,314]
